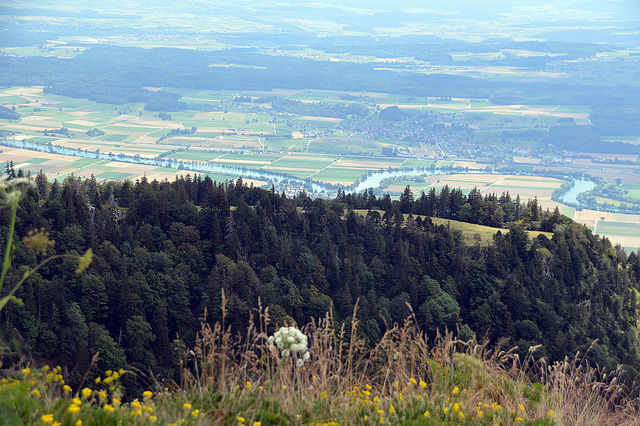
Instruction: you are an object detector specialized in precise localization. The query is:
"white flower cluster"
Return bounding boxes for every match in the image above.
[0,176,34,206]
[268,326,311,367]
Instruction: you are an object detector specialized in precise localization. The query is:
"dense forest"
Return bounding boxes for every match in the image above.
[1,170,639,395]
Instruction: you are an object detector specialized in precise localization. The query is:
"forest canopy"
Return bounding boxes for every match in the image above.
[1,171,639,395]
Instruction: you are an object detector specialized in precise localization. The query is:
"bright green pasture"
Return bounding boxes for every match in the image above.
[597,221,640,237]
[621,183,640,199]
[99,134,129,142]
[18,157,51,165]
[96,172,136,180]
[223,153,282,162]
[312,167,367,183]
[562,206,576,218]
[72,158,101,167]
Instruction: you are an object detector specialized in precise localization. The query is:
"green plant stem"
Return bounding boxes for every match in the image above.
[0,200,18,295]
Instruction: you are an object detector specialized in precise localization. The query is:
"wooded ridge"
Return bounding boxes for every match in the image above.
[1,171,639,396]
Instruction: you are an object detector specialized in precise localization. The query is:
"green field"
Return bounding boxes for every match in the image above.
[312,168,368,183]
[621,183,640,199]
[597,221,640,237]
[96,172,136,180]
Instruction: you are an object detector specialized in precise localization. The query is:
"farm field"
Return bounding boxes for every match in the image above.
[0,146,262,186]
[573,209,640,253]
[383,173,566,209]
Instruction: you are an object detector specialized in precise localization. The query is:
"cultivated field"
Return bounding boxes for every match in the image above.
[383,173,567,211]
[574,209,640,253]
[0,146,263,186]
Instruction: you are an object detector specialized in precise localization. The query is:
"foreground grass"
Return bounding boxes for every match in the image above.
[1,301,638,425]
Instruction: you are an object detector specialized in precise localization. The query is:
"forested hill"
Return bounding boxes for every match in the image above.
[2,173,639,392]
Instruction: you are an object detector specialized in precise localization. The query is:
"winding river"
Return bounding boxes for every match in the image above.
[2,139,594,203]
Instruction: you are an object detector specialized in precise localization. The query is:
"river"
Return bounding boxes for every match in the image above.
[557,178,596,205]
[2,139,594,203]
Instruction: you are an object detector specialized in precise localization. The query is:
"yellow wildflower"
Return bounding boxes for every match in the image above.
[453,402,460,412]
[246,381,252,389]
[548,410,556,418]
[131,409,142,417]
[63,385,72,394]
[81,388,92,400]
[103,404,115,413]
[253,422,262,426]
[53,422,61,426]
[424,410,430,417]
[516,417,524,422]
[41,414,54,424]
[75,421,82,426]
[388,405,396,414]
[112,397,121,407]
[409,377,417,385]
[72,397,81,405]
[282,385,286,390]
[43,366,50,371]
[444,407,449,414]
[149,416,158,423]
[518,404,525,412]
[21,368,30,375]
[68,404,81,413]
[144,406,154,413]
[191,409,200,418]
[237,417,246,423]
[419,380,427,389]
[95,377,101,384]
[459,412,464,419]
[143,390,153,399]
[131,399,141,409]
[452,386,460,395]
[31,389,41,398]
[366,384,372,390]
[377,409,384,415]
[183,403,192,410]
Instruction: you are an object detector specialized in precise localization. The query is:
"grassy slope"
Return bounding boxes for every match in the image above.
[1,311,637,425]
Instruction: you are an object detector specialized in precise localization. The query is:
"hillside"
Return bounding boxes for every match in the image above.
[0,173,639,408]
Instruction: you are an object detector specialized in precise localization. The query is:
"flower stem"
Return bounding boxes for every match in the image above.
[0,200,18,297]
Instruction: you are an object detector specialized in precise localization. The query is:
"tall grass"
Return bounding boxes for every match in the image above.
[1,295,639,425]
